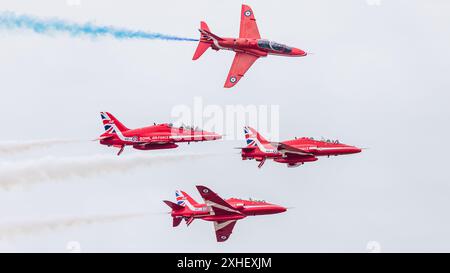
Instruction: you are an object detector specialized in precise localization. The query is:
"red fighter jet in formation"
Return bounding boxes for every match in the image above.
[193,4,307,88]
[240,126,362,168]
[97,112,221,155]
[163,186,287,242]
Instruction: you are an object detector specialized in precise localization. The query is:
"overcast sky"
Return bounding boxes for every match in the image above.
[0,0,449,252]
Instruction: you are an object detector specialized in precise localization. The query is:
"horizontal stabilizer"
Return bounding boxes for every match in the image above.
[193,21,216,60]
[193,41,210,60]
[235,146,257,153]
[173,217,182,227]
[163,200,184,211]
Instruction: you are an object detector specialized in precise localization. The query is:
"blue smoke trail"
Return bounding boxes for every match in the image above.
[0,11,198,42]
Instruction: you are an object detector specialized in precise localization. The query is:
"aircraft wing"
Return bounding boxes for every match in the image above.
[272,142,313,156]
[224,52,259,88]
[196,185,242,216]
[214,220,237,242]
[239,4,261,39]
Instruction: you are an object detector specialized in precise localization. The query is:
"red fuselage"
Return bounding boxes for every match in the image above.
[207,37,306,58]
[171,198,286,222]
[100,123,221,150]
[243,137,362,167]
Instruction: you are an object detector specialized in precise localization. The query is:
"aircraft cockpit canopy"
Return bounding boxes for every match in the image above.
[320,138,340,144]
[178,123,203,131]
[257,39,292,53]
[156,123,173,128]
[248,197,267,203]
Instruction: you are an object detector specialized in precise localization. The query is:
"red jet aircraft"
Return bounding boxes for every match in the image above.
[164,186,287,242]
[97,112,221,155]
[193,4,307,88]
[240,126,362,168]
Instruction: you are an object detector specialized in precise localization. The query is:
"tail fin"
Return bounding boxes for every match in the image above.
[179,190,201,207]
[243,126,275,152]
[244,126,258,147]
[192,21,217,60]
[175,190,187,206]
[244,126,271,146]
[175,190,201,209]
[100,112,129,134]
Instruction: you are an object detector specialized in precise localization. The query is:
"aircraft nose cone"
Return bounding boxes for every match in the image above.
[292,48,307,57]
[274,206,287,214]
[350,146,362,154]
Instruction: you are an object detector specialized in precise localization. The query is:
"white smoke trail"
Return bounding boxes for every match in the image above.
[0,153,213,189]
[0,213,144,240]
[0,139,81,155]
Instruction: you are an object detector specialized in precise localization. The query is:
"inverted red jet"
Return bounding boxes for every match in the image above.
[193,4,307,88]
[163,186,287,242]
[240,126,362,168]
[97,112,221,155]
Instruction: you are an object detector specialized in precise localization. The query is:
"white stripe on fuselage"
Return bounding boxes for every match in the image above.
[205,200,241,216]
[249,136,277,154]
[170,135,217,139]
[109,123,136,142]
[314,147,349,151]
[109,123,215,143]
[212,38,230,51]
[242,205,271,209]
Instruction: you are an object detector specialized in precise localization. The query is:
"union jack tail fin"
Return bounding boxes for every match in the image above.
[175,190,200,208]
[100,112,129,135]
[243,126,276,152]
[244,126,271,145]
[174,190,198,227]
[244,126,258,147]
